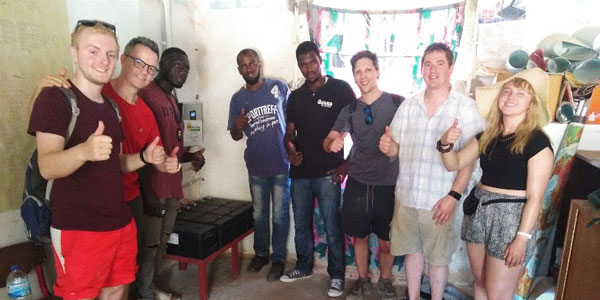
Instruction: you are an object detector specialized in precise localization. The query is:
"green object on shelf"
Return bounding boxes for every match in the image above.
[588,189,600,209]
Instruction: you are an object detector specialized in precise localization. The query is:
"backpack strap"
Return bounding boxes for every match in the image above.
[58,87,80,142]
[103,94,122,123]
[44,88,80,200]
[390,93,405,108]
[348,100,358,135]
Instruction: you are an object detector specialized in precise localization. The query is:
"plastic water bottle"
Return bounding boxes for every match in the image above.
[6,265,32,300]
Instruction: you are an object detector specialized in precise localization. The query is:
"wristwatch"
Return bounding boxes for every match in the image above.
[448,190,461,201]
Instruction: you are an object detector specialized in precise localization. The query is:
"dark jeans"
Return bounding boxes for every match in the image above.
[291,176,345,279]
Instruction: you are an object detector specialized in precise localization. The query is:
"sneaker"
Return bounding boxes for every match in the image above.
[247,255,269,272]
[379,278,397,299]
[346,278,371,300]
[279,268,312,282]
[155,289,182,300]
[328,278,344,297]
[267,261,285,282]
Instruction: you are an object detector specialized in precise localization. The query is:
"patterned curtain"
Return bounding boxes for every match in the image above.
[307,2,465,96]
[306,2,466,274]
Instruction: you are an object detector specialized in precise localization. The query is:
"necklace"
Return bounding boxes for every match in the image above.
[499,133,515,142]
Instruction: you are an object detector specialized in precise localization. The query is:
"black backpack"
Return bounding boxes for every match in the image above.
[21,87,120,244]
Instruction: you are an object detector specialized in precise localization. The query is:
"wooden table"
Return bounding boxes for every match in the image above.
[164,228,254,300]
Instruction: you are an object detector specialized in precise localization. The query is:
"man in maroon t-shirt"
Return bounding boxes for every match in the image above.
[28,21,168,300]
[138,47,205,299]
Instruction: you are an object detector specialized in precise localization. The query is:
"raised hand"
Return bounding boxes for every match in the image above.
[143,136,165,165]
[85,121,112,161]
[234,108,249,132]
[328,132,348,153]
[287,142,303,166]
[165,146,180,174]
[441,119,461,145]
[379,126,393,155]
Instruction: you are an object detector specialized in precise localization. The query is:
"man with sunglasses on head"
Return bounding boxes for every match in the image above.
[137,47,205,300]
[323,50,403,300]
[379,43,483,300]
[28,20,173,300]
[281,41,356,298]
[227,48,291,282]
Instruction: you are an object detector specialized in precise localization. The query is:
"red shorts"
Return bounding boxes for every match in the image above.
[51,219,137,300]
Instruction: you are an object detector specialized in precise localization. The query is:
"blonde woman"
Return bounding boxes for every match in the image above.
[437,68,553,300]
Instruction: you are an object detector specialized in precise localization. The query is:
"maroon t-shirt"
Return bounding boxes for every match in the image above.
[27,83,131,231]
[138,81,184,199]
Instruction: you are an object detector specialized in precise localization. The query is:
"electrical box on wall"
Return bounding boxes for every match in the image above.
[182,103,203,147]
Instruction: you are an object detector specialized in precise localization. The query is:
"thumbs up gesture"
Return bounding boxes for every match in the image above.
[234,108,249,132]
[143,136,165,165]
[378,126,393,155]
[85,121,113,161]
[328,131,348,153]
[165,146,180,174]
[441,119,461,145]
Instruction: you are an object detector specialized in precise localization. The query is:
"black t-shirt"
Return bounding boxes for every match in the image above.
[287,76,356,178]
[477,130,552,190]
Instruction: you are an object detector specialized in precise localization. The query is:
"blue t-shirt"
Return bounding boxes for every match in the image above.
[227,78,290,176]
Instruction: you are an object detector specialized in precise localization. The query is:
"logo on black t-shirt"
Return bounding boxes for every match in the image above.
[317,99,333,108]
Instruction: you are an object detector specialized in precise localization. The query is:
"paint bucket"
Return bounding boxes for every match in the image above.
[506,50,529,73]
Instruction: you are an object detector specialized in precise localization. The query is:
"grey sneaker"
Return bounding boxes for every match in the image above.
[279,268,312,282]
[328,278,344,297]
[346,278,371,300]
[379,278,397,299]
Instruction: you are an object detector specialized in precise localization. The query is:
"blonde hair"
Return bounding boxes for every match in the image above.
[479,78,549,155]
[71,22,119,50]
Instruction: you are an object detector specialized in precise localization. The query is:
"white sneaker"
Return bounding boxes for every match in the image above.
[327,278,344,297]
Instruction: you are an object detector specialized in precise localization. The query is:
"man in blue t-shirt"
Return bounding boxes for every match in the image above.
[227,48,291,282]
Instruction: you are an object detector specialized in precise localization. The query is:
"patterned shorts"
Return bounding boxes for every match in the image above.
[461,186,536,265]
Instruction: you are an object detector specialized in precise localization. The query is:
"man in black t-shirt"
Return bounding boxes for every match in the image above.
[280,41,356,298]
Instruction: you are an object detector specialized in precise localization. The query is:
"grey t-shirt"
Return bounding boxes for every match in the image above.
[332,92,399,185]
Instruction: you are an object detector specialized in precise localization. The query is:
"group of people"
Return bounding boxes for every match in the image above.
[27,17,554,300]
[229,40,553,300]
[29,20,204,300]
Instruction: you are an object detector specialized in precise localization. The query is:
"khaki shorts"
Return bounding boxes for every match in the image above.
[390,203,457,266]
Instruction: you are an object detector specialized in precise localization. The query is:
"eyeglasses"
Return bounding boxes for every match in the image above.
[364,105,373,125]
[124,54,159,75]
[76,19,116,34]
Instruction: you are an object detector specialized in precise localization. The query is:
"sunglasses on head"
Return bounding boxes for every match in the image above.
[364,105,373,125]
[76,19,116,33]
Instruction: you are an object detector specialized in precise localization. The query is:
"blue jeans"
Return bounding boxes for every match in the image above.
[249,173,291,263]
[291,176,345,279]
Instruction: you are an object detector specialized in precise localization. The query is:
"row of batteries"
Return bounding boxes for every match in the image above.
[167,198,254,259]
